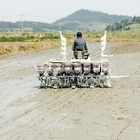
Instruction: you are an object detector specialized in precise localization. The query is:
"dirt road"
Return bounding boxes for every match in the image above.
[0,42,140,140]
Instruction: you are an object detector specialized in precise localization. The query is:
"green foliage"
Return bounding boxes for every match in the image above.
[105,18,140,31]
[0,33,60,42]
[133,16,140,23]
[39,34,59,41]
[0,36,26,42]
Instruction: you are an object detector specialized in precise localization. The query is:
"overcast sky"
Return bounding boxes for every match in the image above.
[0,0,140,23]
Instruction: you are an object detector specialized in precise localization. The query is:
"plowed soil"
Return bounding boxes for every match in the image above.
[0,42,140,140]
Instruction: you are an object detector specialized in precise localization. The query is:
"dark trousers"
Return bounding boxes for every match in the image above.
[74,46,85,59]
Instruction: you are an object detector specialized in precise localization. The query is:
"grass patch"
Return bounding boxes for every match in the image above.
[0,31,140,58]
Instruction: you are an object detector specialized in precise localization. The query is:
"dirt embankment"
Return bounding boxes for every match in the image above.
[0,41,60,58]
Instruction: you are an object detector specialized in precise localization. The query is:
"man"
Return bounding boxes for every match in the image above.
[72,32,88,59]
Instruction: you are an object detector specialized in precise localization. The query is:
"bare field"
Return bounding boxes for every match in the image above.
[0,42,140,140]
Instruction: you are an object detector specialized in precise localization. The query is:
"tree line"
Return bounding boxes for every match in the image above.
[105,16,140,31]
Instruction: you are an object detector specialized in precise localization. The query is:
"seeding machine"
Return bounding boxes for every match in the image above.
[36,31,112,89]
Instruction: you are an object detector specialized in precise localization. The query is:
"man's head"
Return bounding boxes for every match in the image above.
[76,32,82,37]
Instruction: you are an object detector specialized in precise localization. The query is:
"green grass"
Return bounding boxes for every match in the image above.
[0,30,140,42]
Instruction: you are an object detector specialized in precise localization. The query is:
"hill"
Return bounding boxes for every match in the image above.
[51,9,132,31]
[0,9,133,32]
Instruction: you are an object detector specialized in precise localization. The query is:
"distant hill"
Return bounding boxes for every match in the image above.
[0,9,133,32]
[51,9,133,31]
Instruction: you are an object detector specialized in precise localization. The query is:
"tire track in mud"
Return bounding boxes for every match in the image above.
[88,42,120,60]
[45,89,95,121]
[48,88,105,127]
[2,87,99,140]
[58,88,106,125]
[17,89,85,139]
[0,88,69,126]
[0,89,58,124]
[0,77,38,111]
[37,89,89,125]
[28,88,106,140]
[16,88,82,140]
[0,88,80,140]
[29,88,105,140]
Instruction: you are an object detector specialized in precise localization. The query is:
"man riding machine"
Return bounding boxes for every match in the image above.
[72,32,89,59]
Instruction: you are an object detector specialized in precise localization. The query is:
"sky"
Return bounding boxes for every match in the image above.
[0,0,140,23]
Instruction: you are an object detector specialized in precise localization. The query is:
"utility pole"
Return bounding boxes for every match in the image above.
[20,14,23,33]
